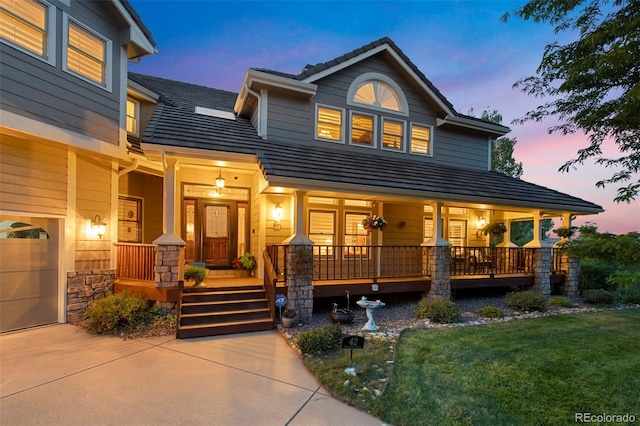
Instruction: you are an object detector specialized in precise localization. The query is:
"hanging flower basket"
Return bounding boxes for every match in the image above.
[481,222,507,237]
[361,215,387,233]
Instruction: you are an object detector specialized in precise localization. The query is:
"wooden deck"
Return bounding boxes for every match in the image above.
[311,277,430,298]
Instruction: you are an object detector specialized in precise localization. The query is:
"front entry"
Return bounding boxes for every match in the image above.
[183,198,248,268]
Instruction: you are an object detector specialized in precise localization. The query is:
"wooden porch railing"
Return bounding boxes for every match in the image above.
[450,246,535,276]
[262,248,278,320]
[114,243,156,281]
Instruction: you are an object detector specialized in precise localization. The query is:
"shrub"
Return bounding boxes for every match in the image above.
[296,324,343,354]
[583,289,616,305]
[414,298,461,323]
[548,296,574,308]
[184,266,208,285]
[83,291,158,334]
[619,288,640,304]
[476,306,504,319]
[579,259,617,291]
[504,291,547,312]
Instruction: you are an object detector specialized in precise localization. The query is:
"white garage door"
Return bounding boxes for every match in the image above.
[0,215,59,332]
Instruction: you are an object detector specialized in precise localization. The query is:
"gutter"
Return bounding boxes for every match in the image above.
[118,159,138,176]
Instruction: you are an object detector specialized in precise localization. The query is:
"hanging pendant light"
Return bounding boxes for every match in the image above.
[215,168,225,189]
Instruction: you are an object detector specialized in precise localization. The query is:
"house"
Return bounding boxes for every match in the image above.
[0,0,156,332]
[1,1,601,335]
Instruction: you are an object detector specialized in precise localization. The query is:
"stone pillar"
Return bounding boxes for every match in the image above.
[427,246,451,300]
[532,247,551,296]
[66,269,115,324]
[154,244,185,289]
[562,255,580,296]
[285,244,314,322]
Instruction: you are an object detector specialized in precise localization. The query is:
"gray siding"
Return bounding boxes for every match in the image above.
[0,0,124,144]
[0,137,68,216]
[264,52,490,170]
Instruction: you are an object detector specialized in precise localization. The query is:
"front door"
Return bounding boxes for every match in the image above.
[203,204,230,266]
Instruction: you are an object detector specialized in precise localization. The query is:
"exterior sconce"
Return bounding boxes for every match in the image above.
[274,202,283,230]
[92,215,106,239]
[215,169,225,189]
[476,215,486,237]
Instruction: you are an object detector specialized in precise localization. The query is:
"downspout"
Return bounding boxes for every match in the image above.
[118,159,138,176]
[245,84,265,138]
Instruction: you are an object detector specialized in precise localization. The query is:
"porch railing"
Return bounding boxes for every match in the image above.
[114,243,156,281]
[450,246,535,276]
[262,248,278,320]
[268,245,431,282]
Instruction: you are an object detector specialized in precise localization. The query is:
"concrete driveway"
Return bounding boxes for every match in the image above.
[0,324,383,425]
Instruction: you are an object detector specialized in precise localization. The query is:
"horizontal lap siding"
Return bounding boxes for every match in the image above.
[75,155,112,270]
[118,172,164,244]
[435,129,488,170]
[382,203,423,246]
[0,137,67,215]
[0,0,123,145]
[266,92,312,143]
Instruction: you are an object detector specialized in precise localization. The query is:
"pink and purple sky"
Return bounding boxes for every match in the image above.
[129,0,639,234]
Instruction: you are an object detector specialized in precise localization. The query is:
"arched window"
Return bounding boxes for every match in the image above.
[347,73,408,115]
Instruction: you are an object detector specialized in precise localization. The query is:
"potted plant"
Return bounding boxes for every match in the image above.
[481,222,508,237]
[281,307,297,328]
[232,252,257,275]
[184,265,207,287]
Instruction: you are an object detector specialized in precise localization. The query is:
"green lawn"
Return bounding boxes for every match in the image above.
[374,310,640,426]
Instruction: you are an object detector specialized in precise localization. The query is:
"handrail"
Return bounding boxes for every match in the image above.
[450,246,536,276]
[262,248,278,320]
[114,242,156,281]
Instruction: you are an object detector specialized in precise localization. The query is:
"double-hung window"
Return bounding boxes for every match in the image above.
[411,124,432,156]
[382,119,404,151]
[344,213,369,256]
[0,0,53,63]
[126,98,139,136]
[316,105,343,142]
[309,211,335,256]
[64,16,111,89]
[350,112,375,147]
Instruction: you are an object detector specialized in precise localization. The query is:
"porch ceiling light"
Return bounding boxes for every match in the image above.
[215,169,225,189]
[92,215,106,239]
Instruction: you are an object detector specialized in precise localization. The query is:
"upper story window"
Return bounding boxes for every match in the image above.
[316,104,344,142]
[63,15,111,90]
[126,98,139,136]
[0,0,54,64]
[347,73,408,115]
[382,118,405,151]
[350,112,375,147]
[410,123,433,156]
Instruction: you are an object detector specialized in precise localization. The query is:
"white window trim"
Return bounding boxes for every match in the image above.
[346,72,409,116]
[380,117,406,153]
[0,0,56,66]
[410,122,434,157]
[314,103,345,144]
[126,97,140,136]
[348,110,377,149]
[62,13,112,92]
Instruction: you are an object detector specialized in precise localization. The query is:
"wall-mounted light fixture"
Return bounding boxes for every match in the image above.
[215,168,225,189]
[476,215,486,237]
[274,202,283,230]
[92,215,106,239]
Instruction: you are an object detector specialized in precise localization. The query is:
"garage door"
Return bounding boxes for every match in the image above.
[0,215,59,332]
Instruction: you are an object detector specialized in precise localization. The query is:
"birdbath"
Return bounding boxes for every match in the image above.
[356,296,386,331]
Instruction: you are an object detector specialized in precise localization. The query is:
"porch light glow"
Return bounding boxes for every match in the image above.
[215,169,225,189]
[274,202,283,221]
[91,215,106,239]
[476,216,486,228]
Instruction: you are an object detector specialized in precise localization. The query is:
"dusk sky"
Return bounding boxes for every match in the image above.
[129,0,639,234]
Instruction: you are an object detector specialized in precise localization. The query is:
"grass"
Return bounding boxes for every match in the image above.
[300,309,640,425]
[374,309,640,425]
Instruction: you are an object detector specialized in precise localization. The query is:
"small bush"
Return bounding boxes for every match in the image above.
[476,306,504,319]
[583,289,616,305]
[548,296,574,308]
[580,259,617,291]
[619,289,640,304]
[184,266,208,285]
[296,324,343,354]
[83,291,158,334]
[504,291,546,312]
[414,298,461,323]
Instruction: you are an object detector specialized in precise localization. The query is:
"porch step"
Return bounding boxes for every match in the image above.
[177,284,273,338]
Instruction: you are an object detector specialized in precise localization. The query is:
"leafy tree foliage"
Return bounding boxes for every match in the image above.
[482,110,524,179]
[570,223,640,267]
[502,0,640,203]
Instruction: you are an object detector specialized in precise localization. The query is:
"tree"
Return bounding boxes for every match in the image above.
[502,0,640,203]
[480,109,524,179]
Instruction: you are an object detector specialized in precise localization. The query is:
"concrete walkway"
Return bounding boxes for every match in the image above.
[1,324,383,425]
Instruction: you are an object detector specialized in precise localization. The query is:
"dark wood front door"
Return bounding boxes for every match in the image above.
[202,204,230,266]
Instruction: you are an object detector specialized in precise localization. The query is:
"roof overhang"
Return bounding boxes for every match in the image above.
[437,115,511,138]
[127,79,160,103]
[234,69,317,116]
[301,42,457,117]
[110,0,157,61]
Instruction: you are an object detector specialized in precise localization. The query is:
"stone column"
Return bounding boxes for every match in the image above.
[562,255,580,296]
[427,246,451,300]
[285,244,314,322]
[154,243,185,311]
[532,247,551,296]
